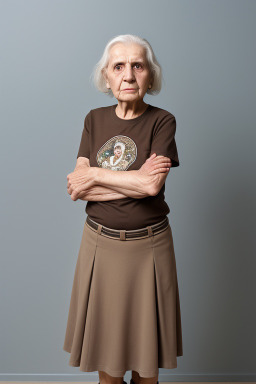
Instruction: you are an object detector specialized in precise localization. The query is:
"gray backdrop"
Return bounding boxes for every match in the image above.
[1,0,255,382]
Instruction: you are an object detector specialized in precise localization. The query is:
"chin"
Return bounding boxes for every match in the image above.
[121,94,139,98]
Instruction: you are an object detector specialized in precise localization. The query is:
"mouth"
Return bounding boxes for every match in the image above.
[122,88,137,91]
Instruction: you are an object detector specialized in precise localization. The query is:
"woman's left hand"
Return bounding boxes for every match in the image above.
[67,165,96,201]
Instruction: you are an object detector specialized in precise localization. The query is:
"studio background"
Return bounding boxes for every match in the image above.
[1,0,255,382]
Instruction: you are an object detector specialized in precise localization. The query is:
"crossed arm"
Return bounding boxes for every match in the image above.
[67,155,172,202]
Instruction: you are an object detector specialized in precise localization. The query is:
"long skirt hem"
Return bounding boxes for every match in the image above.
[63,346,182,377]
[63,220,183,378]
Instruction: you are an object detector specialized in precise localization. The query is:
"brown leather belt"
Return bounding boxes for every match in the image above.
[86,215,169,241]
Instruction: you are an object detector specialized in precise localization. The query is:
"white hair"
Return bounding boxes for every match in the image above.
[90,34,163,97]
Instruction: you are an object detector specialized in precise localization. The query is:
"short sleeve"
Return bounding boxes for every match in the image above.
[76,111,91,159]
[150,114,180,167]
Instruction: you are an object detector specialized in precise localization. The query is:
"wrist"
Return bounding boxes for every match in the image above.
[93,167,101,184]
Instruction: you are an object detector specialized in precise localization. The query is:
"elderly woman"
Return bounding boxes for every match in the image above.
[63,34,183,384]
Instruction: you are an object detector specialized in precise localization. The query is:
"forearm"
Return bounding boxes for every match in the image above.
[94,167,152,197]
[69,153,170,202]
[79,185,130,201]
[79,183,149,201]
[69,163,150,202]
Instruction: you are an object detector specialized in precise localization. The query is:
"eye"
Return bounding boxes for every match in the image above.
[114,63,143,71]
[114,64,123,70]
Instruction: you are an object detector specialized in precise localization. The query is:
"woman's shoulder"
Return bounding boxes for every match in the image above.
[84,105,113,122]
[149,104,176,119]
[90,105,113,115]
[82,106,112,124]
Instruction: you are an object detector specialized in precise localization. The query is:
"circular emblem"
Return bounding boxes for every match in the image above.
[96,135,137,171]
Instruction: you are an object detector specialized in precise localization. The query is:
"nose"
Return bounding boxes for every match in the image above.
[123,64,135,82]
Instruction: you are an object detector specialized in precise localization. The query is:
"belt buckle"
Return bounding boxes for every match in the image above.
[119,230,126,241]
[147,226,153,237]
[97,224,103,234]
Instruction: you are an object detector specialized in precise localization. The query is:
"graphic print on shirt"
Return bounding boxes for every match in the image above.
[96,135,137,171]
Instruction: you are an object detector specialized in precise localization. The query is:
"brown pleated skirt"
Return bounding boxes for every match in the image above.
[63,217,183,378]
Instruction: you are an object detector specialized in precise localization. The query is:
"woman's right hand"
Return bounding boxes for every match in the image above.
[138,153,172,176]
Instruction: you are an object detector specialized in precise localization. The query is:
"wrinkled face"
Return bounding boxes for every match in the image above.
[104,42,153,101]
[114,146,122,157]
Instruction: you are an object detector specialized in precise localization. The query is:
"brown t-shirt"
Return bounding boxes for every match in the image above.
[77,103,180,230]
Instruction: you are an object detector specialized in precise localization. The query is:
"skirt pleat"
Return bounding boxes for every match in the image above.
[63,220,183,378]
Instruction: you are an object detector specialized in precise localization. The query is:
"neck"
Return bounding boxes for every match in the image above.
[115,100,148,119]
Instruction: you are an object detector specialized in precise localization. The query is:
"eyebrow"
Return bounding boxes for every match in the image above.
[112,59,145,66]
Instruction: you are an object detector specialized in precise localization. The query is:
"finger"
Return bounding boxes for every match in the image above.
[156,166,170,173]
[154,155,172,162]
[152,164,171,174]
[152,155,171,162]
[147,153,156,161]
[71,184,88,200]
[148,168,169,176]
[155,157,172,164]
[152,160,172,168]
